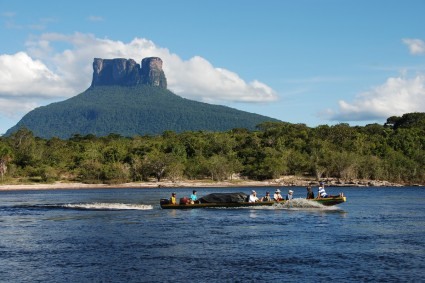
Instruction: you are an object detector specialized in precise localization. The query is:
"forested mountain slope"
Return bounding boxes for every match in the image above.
[6,56,278,139]
[6,85,278,139]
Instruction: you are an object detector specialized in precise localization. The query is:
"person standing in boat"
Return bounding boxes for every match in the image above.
[274,189,283,201]
[306,186,315,199]
[261,191,272,202]
[249,190,259,203]
[317,182,329,198]
[286,190,294,200]
[190,190,198,204]
[170,192,177,204]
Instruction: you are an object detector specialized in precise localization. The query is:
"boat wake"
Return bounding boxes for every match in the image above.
[62,203,153,210]
[250,198,343,211]
[11,203,153,211]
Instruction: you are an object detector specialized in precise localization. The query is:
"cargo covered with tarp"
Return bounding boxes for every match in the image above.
[199,192,248,203]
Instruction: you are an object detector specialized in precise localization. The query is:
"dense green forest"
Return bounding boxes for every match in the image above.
[6,85,278,139]
[1,113,424,185]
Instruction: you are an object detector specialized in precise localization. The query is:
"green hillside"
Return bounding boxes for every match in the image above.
[6,85,279,139]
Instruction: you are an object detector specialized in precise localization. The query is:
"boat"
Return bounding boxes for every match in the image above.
[309,196,346,206]
[160,192,346,209]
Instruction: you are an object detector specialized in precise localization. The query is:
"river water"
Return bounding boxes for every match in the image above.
[0,186,424,282]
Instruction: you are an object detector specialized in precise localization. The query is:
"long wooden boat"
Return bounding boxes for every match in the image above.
[160,196,346,209]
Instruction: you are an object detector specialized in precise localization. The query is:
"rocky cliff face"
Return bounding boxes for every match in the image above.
[140,57,167,88]
[91,57,167,88]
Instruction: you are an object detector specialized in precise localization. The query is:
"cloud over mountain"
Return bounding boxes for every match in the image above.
[0,32,277,121]
[0,52,70,97]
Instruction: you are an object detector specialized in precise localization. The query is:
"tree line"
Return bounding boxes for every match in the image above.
[1,113,424,185]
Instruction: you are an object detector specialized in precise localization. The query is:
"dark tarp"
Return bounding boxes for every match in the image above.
[199,192,248,203]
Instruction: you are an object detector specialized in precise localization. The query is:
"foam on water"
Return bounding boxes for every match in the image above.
[211,198,343,211]
[62,202,153,210]
[250,198,343,211]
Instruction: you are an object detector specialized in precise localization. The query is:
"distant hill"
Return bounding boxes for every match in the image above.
[6,85,278,139]
[6,56,278,139]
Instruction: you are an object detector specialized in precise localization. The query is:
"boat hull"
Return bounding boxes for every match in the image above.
[160,197,346,209]
[313,196,347,206]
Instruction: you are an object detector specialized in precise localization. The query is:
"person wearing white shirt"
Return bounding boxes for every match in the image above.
[274,189,283,201]
[249,190,259,203]
[318,182,328,198]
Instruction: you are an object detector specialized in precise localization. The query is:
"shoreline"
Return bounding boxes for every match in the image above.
[0,180,273,191]
[0,178,412,191]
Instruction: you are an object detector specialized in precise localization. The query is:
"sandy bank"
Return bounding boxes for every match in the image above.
[0,177,407,191]
[0,180,276,191]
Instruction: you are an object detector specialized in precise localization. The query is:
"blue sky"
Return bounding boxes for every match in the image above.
[1,0,424,135]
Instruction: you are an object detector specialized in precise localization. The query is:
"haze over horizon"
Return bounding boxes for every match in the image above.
[1,0,424,135]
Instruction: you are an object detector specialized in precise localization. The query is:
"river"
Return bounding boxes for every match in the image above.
[1,186,424,282]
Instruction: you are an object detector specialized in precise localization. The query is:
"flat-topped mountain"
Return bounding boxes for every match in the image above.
[6,57,278,139]
[91,57,167,88]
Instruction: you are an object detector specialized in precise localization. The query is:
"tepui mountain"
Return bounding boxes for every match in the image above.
[6,57,279,139]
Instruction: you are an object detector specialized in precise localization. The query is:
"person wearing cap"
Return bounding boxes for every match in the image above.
[317,182,328,198]
[248,190,259,203]
[306,186,315,199]
[170,192,177,204]
[317,182,342,198]
[190,190,198,204]
[261,191,272,202]
[274,189,283,201]
[286,190,294,200]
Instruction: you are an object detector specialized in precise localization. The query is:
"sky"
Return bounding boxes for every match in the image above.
[0,0,424,135]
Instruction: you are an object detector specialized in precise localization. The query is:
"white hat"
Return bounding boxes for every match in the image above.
[252,190,256,193]
[275,189,281,193]
[289,190,294,194]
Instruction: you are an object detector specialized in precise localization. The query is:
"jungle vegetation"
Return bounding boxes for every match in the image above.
[1,113,424,185]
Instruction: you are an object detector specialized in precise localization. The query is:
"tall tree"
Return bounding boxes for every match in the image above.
[0,143,13,181]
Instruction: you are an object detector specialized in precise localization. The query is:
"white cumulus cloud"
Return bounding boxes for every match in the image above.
[19,32,278,101]
[328,75,425,121]
[403,38,425,55]
[0,52,71,97]
[0,97,38,119]
[0,33,277,123]
[168,56,276,102]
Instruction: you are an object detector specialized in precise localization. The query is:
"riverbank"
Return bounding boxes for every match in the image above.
[0,176,408,191]
[1,180,267,191]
